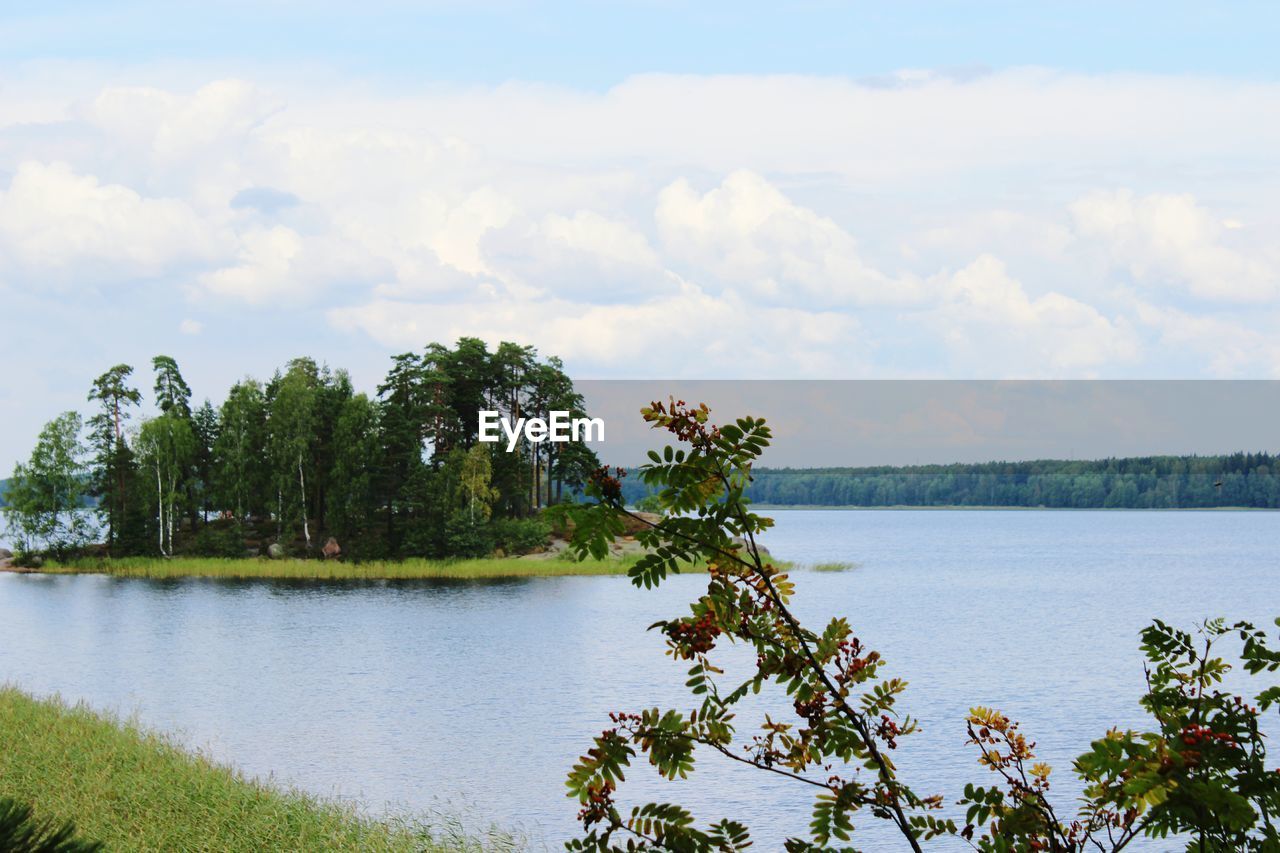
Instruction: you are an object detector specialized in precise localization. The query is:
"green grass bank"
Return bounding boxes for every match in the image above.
[34,553,699,580]
[0,687,515,851]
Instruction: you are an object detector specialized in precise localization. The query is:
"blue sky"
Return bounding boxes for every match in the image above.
[6,2,1280,84]
[1,1,1279,472]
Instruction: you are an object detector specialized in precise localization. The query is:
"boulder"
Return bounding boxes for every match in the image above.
[730,536,770,557]
[267,542,286,560]
[619,511,662,535]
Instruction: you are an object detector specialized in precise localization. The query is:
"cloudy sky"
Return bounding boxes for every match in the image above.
[2,1,1279,471]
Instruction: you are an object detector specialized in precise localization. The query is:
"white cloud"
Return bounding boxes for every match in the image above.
[327,283,865,377]
[195,224,389,305]
[482,210,671,303]
[1133,301,1280,377]
[0,161,221,283]
[0,67,1277,386]
[179,318,203,335]
[656,171,919,307]
[932,255,1139,373]
[84,79,280,163]
[1070,189,1278,303]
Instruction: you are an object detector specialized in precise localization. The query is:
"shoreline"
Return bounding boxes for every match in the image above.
[4,553,707,580]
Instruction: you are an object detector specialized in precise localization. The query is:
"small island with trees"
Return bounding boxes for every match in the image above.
[1,338,605,573]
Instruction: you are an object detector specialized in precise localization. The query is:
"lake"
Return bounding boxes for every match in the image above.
[1,510,1277,850]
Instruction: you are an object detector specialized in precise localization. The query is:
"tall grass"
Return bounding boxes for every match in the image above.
[43,553,701,580]
[0,687,517,851]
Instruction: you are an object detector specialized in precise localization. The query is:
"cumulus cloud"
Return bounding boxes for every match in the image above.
[1070,190,1278,303]
[931,255,1139,374]
[327,282,865,376]
[84,79,280,164]
[0,161,222,283]
[0,67,1277,384]
[483,210,671,303]
[195,225,389,305]
[1132,301,1280,377]
[656,171,920,307]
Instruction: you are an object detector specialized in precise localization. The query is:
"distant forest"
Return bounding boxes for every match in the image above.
[620,454,1280,509]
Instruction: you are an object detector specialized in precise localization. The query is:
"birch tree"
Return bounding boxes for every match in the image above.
[2,412,92,559]
[267,359,319,550]
[136,414,195,556]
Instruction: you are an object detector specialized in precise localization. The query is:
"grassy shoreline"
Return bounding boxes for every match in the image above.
[28,553,700,580]
[0,687,507,851]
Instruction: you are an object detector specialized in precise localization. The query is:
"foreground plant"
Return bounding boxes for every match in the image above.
[558,400,1280,852]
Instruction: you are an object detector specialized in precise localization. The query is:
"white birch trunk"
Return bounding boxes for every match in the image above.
[155,460,164,555]
[298,454,311,550]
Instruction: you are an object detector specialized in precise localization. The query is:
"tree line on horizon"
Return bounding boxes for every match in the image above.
[2,339,600,560]
[620,453,1280,509]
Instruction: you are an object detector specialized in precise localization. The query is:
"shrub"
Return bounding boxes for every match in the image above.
[444,511,493,559]
[558,399,1280,852]
[186,524,246,558]
[490,517,551,555]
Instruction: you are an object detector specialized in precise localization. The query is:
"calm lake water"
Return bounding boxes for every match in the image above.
[1,510,1277,850]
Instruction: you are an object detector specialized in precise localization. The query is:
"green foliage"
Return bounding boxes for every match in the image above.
[444,510,493,558]
[150,355,192,419]
[327,393,382,551]
[0,797,101,852]
[135,413,195,556]
[213,379,268,520]
[14,339,599,562]
[186,523,247,558]
[490,517,552,555]
[85,364,142,554]
[631,494,663,513]
[457,444,500,522]
[2,412,93,559]
[619,453,1280,509]
[562,400,1280,852]
[268,358,321,550]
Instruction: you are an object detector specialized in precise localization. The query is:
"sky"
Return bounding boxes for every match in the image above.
[2,2,1279,472]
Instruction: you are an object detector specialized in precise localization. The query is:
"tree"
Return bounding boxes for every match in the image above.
[267,359,319,550]
[456,443,499,522]
[135,414,195,557]
[151,355,192,419]
[212,380,267,520]
[327,393,382,552]
[191,399,219,527]
[559,400,1280,851]
[86,364,142,553]
[311,366,354,531]
[2,412,92,559]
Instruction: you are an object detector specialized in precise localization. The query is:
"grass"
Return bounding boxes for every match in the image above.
[0,687,518,852]
[40,552,709,580]
[810,561,858,573]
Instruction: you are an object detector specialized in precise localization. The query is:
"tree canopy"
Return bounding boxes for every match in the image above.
[4,340,599,560]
